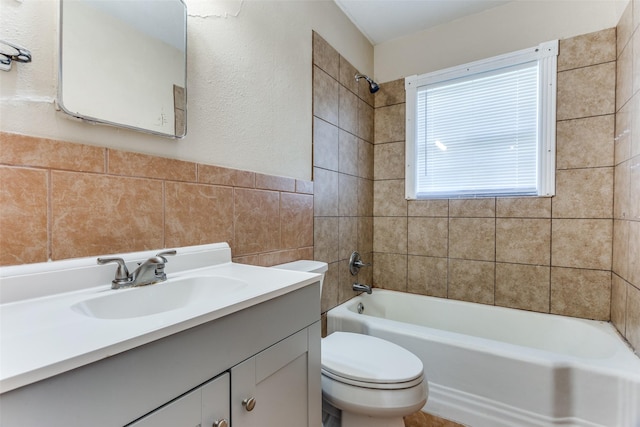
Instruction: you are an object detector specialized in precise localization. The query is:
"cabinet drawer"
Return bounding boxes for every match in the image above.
[127,389,201,427]
[128,373,230,427]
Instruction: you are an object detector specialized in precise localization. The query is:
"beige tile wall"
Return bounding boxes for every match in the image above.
[0,132,313,267]
[612,0,640,353]
[373,28,619,323]
[312,32,375,317]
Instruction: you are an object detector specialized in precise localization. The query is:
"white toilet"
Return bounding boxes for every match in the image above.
[272,260,428,427]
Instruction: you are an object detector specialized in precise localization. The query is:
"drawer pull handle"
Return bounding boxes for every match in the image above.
[242,397,256,412]
[212,419,229,427]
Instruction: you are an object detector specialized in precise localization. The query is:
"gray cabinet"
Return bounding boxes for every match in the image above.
[129,373,230,427]
[203,374,232,427]
[129,327,316,427]
[232,329,310,426]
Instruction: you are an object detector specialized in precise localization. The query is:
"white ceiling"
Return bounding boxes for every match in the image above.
[334,0,512,45]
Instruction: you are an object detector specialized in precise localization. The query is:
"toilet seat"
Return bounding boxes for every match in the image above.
[321,374,428,419]
[321,332,424,390]
[322,368,424,390]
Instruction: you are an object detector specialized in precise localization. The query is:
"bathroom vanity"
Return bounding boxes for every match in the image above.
[0,243,321,426]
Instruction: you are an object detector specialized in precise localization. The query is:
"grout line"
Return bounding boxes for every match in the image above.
[446,199,450,299]
[549,197,554,313]
[46,170,52,261]
[161,180,166,249]
[557,58,617,74]
[493,197,497,306]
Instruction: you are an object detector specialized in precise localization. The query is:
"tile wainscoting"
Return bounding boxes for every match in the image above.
[0,132,313,268]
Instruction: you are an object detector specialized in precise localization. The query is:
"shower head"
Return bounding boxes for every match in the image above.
[355,73,380,94]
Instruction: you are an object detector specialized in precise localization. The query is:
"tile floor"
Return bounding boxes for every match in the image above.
[404,411,467,427]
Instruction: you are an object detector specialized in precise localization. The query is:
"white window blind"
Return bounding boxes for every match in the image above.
[405,40,558,199]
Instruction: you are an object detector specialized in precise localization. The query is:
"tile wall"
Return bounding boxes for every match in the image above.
[312,32,375,316]
[0,133,313,267]
[612,0,640,352]
[372,28,619,322]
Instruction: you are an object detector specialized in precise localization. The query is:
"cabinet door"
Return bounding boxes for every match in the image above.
[127,388,201,427]
[232,329,309,426]
[202,372,230,427]
[128,373,230,427]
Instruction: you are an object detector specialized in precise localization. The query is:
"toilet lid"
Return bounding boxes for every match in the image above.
[321,332,424,386]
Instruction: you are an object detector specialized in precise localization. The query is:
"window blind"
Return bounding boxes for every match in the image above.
[405,40,558,200]
[415,62,539,198]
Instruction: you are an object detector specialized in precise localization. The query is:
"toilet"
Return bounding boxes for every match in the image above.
[272,260,428,427]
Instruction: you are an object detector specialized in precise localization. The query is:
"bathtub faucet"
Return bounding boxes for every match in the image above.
[352,282,372,294]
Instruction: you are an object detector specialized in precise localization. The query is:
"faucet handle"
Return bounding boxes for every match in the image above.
[349,251,371,276]
[152,250,176,281]
[155,249,177,262]
[97,257,131,285]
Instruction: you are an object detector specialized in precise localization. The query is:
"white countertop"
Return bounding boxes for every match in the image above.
[0,243,319,393]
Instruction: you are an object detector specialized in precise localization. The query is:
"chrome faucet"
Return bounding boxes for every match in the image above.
[352,282,372,294]
[98,250,177,289]
[349,251,371,275]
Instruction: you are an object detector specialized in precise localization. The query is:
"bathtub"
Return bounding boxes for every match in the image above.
[326,290,640,427]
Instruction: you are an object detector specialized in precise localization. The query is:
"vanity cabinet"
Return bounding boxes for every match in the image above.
[0,284,321,427]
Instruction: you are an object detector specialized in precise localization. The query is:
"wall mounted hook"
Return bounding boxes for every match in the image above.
[0,40,32,72]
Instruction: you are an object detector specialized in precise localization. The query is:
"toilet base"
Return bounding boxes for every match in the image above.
[322,398,341,427]
[323,398,406,427]
[342,411,404,427]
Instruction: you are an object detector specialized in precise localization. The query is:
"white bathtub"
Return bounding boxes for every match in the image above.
[326,290,640,427]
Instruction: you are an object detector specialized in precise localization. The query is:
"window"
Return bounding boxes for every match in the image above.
[405,40,558,199]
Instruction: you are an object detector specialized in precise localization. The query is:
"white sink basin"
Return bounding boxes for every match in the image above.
[71,276,248,319]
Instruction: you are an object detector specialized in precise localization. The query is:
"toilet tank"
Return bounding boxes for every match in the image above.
[271,260,328,293]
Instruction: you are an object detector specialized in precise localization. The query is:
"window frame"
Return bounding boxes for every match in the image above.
[405,40,558,200]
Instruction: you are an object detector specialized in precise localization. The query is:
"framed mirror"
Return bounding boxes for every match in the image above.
[58,0,187,138]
